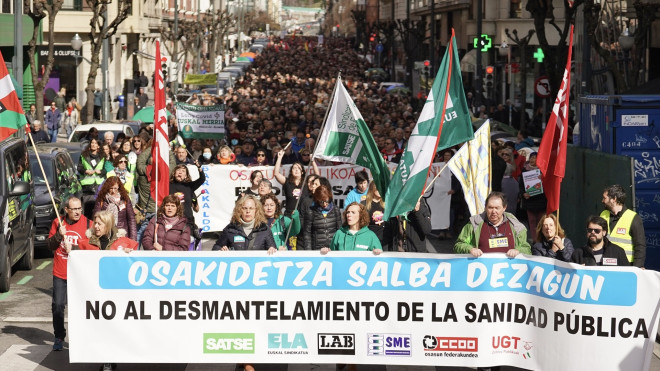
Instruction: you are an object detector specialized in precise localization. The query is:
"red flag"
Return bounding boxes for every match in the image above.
[536,25,574,215]
[150,40,170,206]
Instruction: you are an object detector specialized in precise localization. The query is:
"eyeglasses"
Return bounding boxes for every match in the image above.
[587,228,603,234]
[257,153,266,157]
[118,160,127,164]
[67,207,82,211]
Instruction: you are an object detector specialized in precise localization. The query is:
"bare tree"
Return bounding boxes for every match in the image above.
[506,28,535,130]
[24,0,64,121]
[526,0,583,100]
[83,0,131,124]
[395,19,428,88]
[205,9,237,73]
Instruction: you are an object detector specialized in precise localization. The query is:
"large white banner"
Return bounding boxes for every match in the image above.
[68,251,660,369]
[192,163,450,233]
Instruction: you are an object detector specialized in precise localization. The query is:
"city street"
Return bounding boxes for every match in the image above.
[1,236,659,370]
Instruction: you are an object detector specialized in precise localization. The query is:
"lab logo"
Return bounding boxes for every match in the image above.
[203,333,254,354]
[268,333,309,355]
[317,333,355,355]
[368,333,411,356]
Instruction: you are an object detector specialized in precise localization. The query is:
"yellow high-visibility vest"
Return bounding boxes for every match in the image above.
[600,209,636,263]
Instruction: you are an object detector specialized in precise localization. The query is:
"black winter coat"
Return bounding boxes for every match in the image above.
[303,203,342,250]
[212,221,276,251]
[170,169,206,223]
[396,198,432,252]
[571,239,630,267]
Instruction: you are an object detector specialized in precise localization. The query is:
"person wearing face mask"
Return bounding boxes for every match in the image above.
[198,147,214,165]
[93,176,137,241]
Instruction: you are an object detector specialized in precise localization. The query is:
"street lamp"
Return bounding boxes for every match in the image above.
[70,34,91,107]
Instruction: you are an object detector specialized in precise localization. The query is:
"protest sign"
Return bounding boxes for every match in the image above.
[68,252,660,370]
[522,169,544,196]
[176,103,225,139]
[191,163,450,233]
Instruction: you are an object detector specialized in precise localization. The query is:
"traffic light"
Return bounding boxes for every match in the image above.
[423,60,430,75]
[169,62,178,82]
[483,65,495,90]
[161,63,168,83]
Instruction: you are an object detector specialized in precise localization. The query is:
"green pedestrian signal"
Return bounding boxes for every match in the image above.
[473,34,492,52]
[533,48,545,63]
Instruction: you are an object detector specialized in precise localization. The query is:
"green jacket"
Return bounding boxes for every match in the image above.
[330,226,382,251]
[136,146,176,213]
[454,212,531,254]
[270,210,301,248]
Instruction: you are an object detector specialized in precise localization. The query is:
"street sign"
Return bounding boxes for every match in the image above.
[376,43,384,53]
[534,76,551,98]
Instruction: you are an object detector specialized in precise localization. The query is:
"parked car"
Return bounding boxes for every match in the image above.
[28,144,84,249]
[68,122,135,144]
[0,138,35,292]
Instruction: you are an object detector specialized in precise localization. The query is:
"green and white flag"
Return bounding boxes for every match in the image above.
[314,77,390,196]
[384,30,474,220]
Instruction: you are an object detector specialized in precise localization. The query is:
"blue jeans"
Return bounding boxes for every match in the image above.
[137,212,155,247]
[52,276,67,340]
[48,129,58,142]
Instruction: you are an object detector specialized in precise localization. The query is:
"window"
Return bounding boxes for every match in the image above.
[510,0,522,18]
[62,0,83,11]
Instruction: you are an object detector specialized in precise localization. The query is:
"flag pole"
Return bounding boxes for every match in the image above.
[284,72,342,246]
[416,32,456,208]
[27,131,62,225]
[421,161,451,195]
[467,141,479,213]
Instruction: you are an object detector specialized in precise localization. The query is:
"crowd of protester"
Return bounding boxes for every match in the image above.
[42,36,644,371]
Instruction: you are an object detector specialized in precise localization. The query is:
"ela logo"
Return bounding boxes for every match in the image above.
[203,333,255,354]
[268,333,308,349]
[317,333,355,355]
[368,333,412,356]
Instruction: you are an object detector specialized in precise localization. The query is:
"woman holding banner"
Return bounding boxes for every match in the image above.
[212,195,277,253]
[362,182,394,251]
[261,193,300,250]
[142,195,191,251]
[325,202,382,254]
[532,214,574,262]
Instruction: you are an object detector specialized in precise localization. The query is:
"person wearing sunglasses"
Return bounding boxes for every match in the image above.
[106,155,135,197]
[571,215,629,266]
[248,149,269,166]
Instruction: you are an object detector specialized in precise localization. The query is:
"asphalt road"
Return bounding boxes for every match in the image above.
[1,236,658,371]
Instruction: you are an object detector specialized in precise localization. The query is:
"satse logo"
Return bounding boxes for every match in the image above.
[268,333,308,355]
[368,333,411,356]
[423,335,478,352]
[317,333,355,355]
[204,333,254,354]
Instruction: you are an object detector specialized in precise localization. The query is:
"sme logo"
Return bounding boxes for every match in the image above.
[204,333,255,354]
[423,335,478,352]
[368,333,412,356]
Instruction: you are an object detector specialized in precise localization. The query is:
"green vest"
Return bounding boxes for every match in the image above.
[600,209,635,263]
[80,156,105,186]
